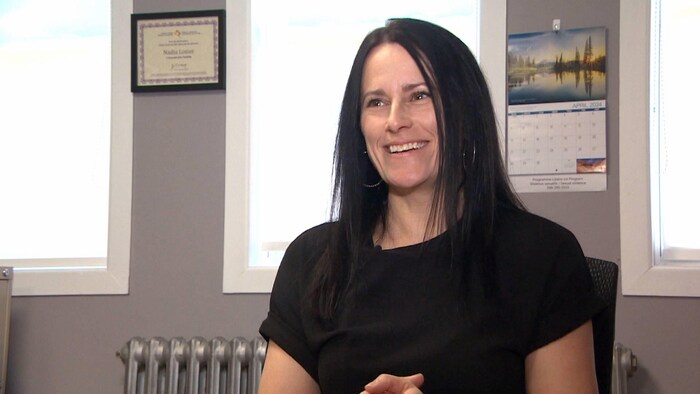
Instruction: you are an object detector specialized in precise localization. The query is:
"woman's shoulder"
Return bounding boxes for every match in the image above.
[495,204,577,241]
[279,222,337,270]
[491,205,592,302]
[289,222,337,249]
[493,204,584,265]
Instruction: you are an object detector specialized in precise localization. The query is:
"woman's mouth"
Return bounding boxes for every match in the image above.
[388,141,427,153]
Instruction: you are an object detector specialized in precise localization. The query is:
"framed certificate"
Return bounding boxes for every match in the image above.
[131,10,225,92]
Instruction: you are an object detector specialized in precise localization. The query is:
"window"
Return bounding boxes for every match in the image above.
[224,0,507,292]
[0,0,132,295]
[619,0,700,296]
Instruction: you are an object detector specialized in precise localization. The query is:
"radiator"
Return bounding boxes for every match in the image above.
[117,337,266,394]
[611,342,637,394]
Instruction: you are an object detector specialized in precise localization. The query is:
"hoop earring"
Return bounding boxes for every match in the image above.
[462,146,476,171]
[362,150,384,188]
[363,179,384,188]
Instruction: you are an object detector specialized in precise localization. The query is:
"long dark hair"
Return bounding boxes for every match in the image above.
[310,18,523,319]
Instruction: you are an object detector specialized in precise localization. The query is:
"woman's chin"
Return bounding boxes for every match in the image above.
[385,177,437,195]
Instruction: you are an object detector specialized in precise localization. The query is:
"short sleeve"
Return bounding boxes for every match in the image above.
[259,229,320,382]
[527,229,604,353]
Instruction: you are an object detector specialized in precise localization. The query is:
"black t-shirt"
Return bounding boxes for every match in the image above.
[259,207,603,393]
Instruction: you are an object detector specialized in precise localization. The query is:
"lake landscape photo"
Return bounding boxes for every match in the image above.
[507,27,606,105]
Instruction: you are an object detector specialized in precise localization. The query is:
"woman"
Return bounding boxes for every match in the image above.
[259,18,602,393]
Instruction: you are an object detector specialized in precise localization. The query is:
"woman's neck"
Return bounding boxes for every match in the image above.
[374,190,445,249]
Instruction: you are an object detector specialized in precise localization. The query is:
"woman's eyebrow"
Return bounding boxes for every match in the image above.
[401,82,428,91]
[361,88,386,102]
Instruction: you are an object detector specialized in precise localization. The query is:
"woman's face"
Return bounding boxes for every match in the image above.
[360,43,439,195]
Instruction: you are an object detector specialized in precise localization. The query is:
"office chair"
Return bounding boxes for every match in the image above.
[586,257,619,394]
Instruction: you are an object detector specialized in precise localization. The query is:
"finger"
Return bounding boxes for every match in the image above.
[363,374,392,393]
[407,373,425,387]
[363,373,424,393]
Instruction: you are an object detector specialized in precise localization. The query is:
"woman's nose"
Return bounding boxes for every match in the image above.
[385,103,412,133]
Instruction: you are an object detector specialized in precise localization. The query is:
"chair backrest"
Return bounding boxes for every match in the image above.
[586,257,619,394]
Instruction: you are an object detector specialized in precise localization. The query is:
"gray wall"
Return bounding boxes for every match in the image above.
[6,0,699,392]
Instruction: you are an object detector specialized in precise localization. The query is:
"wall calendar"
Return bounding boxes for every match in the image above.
[507,26,607,192]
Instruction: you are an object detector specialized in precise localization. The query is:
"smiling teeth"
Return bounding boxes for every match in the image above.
[389,142,426,153]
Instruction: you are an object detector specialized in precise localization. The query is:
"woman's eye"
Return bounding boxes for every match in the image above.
[413,91,430,101]
[366,99,384,107]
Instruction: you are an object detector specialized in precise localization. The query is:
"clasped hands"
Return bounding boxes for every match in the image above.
[361,373,424,394]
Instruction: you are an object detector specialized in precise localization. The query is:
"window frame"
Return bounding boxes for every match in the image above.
[6,0,133,296]
[619,0,700,297]
[223,0,507,293]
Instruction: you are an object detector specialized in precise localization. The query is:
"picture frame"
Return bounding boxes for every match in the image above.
[131,10,225,92]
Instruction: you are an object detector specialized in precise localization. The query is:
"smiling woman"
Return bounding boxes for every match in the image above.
[257,18,601,394]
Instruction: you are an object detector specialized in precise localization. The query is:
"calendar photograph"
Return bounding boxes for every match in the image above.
[506,27,607,193]
[508,27,606,105]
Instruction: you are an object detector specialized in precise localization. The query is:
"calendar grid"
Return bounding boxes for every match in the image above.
[507,101,606,176]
